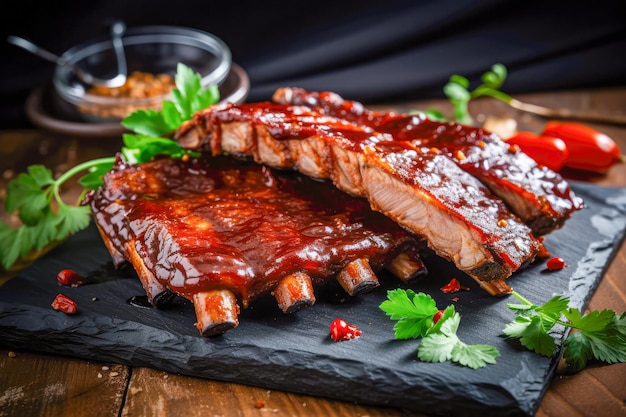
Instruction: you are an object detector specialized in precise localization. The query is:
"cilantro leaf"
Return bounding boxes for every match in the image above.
[443,63,512,125]
[564,308,615,333]
[121,134,200,165]
[503,315,557,356]
[418,312,500,369]
[418,332,456,363]
[562,331,593,372]
[121,62,219,137]
[0,222,21,269]
[379,289,439,339]
[121,108,172,137]
[451,341,500,369]
[419,312,462,363]
[173,62,199,119]
[5,167,51,214]
[380,289,499,369]
[562,310,626,371]
[504,291,626,371]
[160,101,184,131]
[0,157,114,271]
[78,161,116,190]
[537,295,570,325]
[505,302,534,314]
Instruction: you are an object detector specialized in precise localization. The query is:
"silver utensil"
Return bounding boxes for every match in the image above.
[7,21,128,88]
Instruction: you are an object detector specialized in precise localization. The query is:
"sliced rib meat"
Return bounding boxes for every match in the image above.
[272,87,584,236]
[175,101,541,289]
[85,155,423,335]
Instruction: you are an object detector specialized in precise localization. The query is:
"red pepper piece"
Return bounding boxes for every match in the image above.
[57,269,86,287]
[542,121,622,173]
[329,318,362,342]
[440,277,470,293]
[546,257,568,271]
[432,309,445,324]
[51,294,77,315]
[505,131,569,171]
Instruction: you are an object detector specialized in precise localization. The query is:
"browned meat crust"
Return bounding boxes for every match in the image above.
[85,155,425,335]
[175,100,542,287]
[271,87,584,236]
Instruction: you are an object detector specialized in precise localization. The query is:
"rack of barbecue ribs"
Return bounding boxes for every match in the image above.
[269,88,583,236]
[88,88,584,336]
[175,90,582,280]
[86,155,427,336]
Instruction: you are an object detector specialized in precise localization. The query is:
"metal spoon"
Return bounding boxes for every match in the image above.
[7,21,128,88]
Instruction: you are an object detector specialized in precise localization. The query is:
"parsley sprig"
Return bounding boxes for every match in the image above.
[443,63,512,125]
[504,290,626,373]
[121,63,219,138]
[379,289,500,369]
[380,287,626,372]
[0,63,217,271]
[0,158,114,270]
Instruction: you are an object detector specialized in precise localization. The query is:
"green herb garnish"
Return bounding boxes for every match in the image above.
[0,159,114,270]
[121,62,219,137]
[0,63,218,271]
[504,291,626,373]
[443,63,512,125]
[379,289,500,369]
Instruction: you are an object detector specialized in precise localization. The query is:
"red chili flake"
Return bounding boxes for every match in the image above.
[440,277,470,293]
[57,269,86,287]
[432,309,445,324]
[546,257,568,271]
[51,294,77,315]
[329,318,362,342]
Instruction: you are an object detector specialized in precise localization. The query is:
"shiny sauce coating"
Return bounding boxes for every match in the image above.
[207,103,539,269]
[88,156,420,302]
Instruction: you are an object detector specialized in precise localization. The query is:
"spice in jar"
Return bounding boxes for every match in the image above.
[79,71,176,119]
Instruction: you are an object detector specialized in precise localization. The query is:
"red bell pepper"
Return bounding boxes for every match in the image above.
[505,131,569,171]
[541,121,622,174]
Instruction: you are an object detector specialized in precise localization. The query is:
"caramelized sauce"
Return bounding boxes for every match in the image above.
[89,156,420,303]
[204,103,541,270]
[269,88,583,223]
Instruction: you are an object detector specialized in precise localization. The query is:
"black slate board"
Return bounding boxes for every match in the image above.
[2,182,626,417]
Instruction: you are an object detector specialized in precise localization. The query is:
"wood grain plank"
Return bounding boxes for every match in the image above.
[546,365,626,417]
[0,348,128,417]
[122,367,427,417]
[535,391,583,417]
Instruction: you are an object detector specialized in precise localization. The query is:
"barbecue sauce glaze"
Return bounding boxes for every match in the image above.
[87,156,421,304]
[205,103,542,272]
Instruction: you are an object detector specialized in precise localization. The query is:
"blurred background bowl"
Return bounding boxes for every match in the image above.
[52,25,232,123]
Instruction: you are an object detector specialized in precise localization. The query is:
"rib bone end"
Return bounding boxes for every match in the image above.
[387,252,428,283]
[337,258,379,296]
[476,279,512,296]
[273,272,316,314]
[193,289,240,337]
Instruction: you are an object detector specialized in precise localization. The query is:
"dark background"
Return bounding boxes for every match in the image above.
[1,0,625,129]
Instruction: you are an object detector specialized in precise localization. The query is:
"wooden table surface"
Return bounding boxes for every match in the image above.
[1,88,626,417]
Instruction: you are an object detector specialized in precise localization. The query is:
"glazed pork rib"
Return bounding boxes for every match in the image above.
[271,87,584,236]
[86,155,425,336]
[175,101,542,292]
